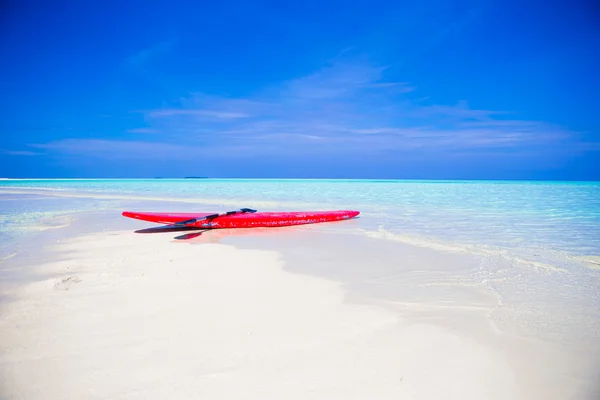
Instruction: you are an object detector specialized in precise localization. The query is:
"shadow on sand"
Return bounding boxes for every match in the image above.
[134,225,210,240]
[133,217,360,242]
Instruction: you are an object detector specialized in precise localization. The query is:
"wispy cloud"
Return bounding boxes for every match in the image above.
[149,109,250,119]
[365,82,415,92]
[126,40,175,67]
[31,139,197,160]
[127,128,161,134]
[1,149,43,156]
[33,57,598,161]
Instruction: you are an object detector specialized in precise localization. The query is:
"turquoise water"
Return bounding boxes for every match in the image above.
[2,178,599,258]
[1,178,599,343]
[0,192,120,261]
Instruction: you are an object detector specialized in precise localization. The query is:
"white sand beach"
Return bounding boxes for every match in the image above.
[0,211,593,400]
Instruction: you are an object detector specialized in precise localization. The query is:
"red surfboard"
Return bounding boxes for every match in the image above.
[122,209,360,229]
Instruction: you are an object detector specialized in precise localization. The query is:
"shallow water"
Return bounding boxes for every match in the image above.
[2,179,599,256]
[1,179,599,347]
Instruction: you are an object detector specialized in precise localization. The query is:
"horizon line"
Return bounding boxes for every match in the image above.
[1,177,599,183]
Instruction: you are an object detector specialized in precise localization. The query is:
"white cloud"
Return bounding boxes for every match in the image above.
[33,57,598,161]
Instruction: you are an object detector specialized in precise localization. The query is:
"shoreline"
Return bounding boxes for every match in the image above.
[1,210,599,399]
[2,187,598,275]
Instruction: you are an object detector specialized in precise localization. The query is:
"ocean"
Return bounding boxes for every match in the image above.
[2,179,599,256]
[1,178,599,344]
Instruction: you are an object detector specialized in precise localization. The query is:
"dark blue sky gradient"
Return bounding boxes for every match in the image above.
[1,0,599,179]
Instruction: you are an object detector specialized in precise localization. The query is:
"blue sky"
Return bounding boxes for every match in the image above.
[1,0,599,179]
